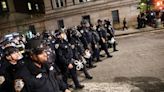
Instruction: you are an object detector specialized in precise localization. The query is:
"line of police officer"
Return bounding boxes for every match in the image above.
[0,19,118,92]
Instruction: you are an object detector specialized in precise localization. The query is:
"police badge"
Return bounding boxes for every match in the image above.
[14,79,25,92]
[80,30,84,34]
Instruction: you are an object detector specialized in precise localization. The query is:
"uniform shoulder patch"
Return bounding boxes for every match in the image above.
[65,45,68,48]
[80,30,84,33]
[36,73,42,79]
[55,44,59,49]
[71,45,75,49]
[49,66,54,71]
[0,76,5,85]
[14,79,25,92]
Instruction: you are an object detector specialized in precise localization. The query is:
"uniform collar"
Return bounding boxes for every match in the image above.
[27,60,47,76]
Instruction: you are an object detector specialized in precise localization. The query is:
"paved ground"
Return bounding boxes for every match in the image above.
[115,25,164,37]
[74,29,164,92]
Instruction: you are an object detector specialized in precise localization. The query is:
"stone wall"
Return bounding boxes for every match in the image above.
[0,0,140,35]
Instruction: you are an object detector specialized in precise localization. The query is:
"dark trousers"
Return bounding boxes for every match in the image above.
[62,67,80,87]
[86,57,93,67]
[82,64,91,77]
[113,42,117,51]
[93,47,100,60]
[123,24,128,30]
[101,43,110,57]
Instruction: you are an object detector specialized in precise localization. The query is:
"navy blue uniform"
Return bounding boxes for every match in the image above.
[69,36,93,79]
[97,25,112,57]
[44,45,62,77]
[0,59,26,92]
[14,59,67,92]
[55,38,84,88]
[104,24,118,52]
[90,29,101,61]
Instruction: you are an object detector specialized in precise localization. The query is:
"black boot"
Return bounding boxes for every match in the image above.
[75,85,85,89]
[86,75,93,79]
[82,65,93,79]
[88,64,97,68]
[87,58,97,68]
[96,58,102,62]
[107,55,113,58]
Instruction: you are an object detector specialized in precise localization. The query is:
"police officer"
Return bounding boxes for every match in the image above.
[78,20,89,49]
[97,19,113,58]
[69,29,93,79]
[54,31,84,89]
[79,20,96,68]
[0,46,25,92]
[80,20,93,49]
[90,24,101,62]
[104,20,118,52]
[42,40,62,77]
[13,38,71,92]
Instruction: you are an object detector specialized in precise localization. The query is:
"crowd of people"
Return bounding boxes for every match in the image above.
[137,11,164,29]
[0,19,118,92]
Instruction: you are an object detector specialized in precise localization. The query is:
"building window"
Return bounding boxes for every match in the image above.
[29,25,36,35]
[1,1,7,11]
[82,15,91,23]
[57,19,64,29]
[72,0,75,5]
[60,0,64,6]
[27,2,32,10]
[1,1,7,9]
[55,0,59,7]
[55,0,65,8]
[35,3,39,11]
[50,0,54,9]
[64,0,67,6]
[12,0,44,14]
[79,0,83,2]
[79,0,91,3]
[112,10,120,24]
